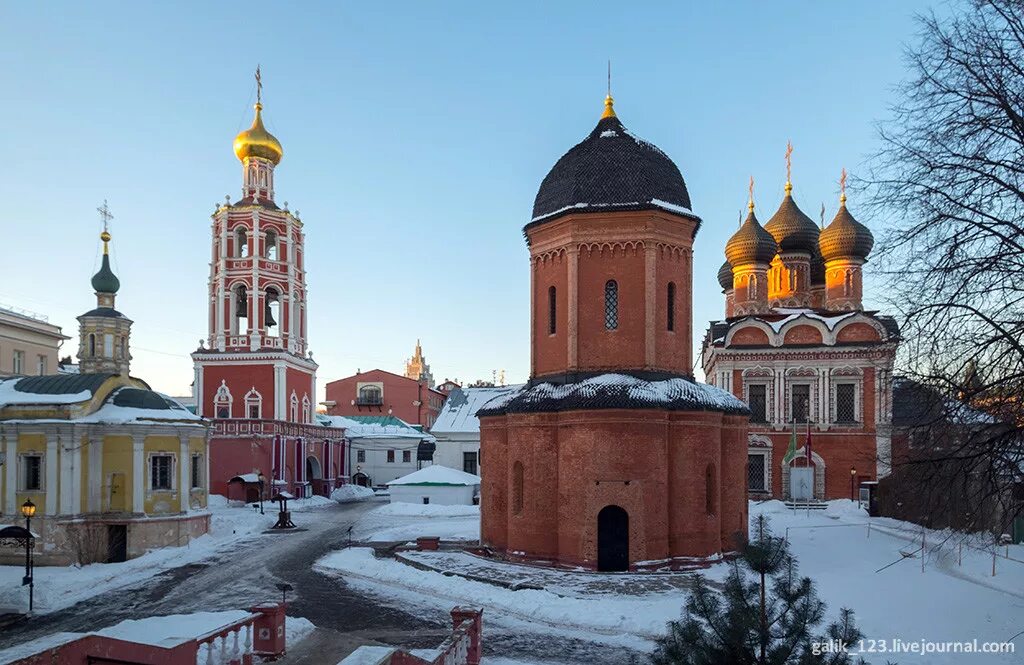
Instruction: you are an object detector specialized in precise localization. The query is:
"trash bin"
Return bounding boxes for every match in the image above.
[859,481,879,517]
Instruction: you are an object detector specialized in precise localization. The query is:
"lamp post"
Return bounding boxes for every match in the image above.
[850,467,857,502]
[257,471,266,515]
[20,499,36,613]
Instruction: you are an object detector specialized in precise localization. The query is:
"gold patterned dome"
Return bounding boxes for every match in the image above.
[233,103,283,165]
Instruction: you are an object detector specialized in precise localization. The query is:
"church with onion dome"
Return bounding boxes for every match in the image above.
[703,163,899,503]
[0,223,210,567]
[478,93,750,571]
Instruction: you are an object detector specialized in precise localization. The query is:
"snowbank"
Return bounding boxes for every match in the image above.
[387,465,480,486]
[374,503,479,518]
[98,610,252,647]
[331,484,375,503]
[350,503,479,542]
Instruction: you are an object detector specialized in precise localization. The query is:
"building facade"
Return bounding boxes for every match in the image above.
[478,94,750,571]
[702,174,897,501]
[0,229,209,566]
[324,368,447,429]
[431,385,521,475]
[318,414,436,487]
[0,306,69,378]
[191,82,345,498]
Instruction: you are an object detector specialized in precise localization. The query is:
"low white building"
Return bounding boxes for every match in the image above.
[387,465,481,505]
[317,414,436,487]
[430,385,521,475]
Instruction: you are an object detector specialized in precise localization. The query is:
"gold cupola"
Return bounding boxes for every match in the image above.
[233,102,283,165]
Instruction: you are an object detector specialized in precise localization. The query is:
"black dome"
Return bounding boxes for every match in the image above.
[530,115,695,225]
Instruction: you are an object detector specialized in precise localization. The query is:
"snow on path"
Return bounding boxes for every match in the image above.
[350,502,480,542]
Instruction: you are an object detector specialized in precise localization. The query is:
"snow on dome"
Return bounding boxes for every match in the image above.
[477,373,749,417]
[387,465,481,486]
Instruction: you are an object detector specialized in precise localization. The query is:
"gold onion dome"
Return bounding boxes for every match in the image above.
[233,103,283,165]
[819,195,874,262]
[725,208,778,266]
[717,260,734,291]
[764,183,820,254]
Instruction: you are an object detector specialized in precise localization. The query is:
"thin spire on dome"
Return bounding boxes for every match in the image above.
[255,64,262,106]
[97,200,113,255]
[748,176,755,212]
[840,167,848,205]
[785,140,794,194]
[602,60,616,119]
[91,201,120,295]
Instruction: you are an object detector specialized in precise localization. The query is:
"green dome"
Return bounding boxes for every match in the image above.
[91,254,120,294]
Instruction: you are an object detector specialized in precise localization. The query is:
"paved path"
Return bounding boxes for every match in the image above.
[0,501,648,664]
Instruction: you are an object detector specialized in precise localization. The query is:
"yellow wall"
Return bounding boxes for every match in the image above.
[14,433,47,515]
[102,435,133,513]
[188,436,208,510]
[143,435,181,515]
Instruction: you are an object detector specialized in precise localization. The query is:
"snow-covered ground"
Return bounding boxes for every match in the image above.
[350,502,480,543]
[317,500,1024,664]
[0,494,337,614]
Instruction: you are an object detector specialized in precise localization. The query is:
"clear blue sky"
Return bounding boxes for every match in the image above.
[0,1,942,399]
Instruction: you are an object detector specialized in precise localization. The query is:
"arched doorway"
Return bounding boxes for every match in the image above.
[352,472,370,487]
[306,456,322,480]
[597,505,629,572]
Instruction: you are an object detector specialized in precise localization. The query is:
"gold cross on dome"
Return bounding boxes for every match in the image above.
[785,140,793,185]
[255,65,262,105]
[840,168,848,203]
[97,200,113,232]
[748,176,755,211]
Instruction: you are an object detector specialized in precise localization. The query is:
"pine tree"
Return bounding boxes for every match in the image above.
[650,516,871,665]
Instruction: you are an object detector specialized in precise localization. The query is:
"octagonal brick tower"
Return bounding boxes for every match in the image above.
[478,94,750,571]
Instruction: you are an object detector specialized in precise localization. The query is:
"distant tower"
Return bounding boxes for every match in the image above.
[78,202,132,375]
[404,339,434,388]
[192,71,318,423]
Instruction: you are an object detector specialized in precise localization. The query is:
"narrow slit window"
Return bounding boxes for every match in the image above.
[604,280,618,330]
[667,282,676,332]
[548,286,557,335]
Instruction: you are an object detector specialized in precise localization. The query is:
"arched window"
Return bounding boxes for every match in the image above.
[265,229,278,261]
[705,463,716,516]
[244,387,262,419]
[604,280,619,330]
[512,461,524,515]
[233,285,248,335]
[88,333,96,357]
[215,381,233,419]
[235,228,249,258]
[265,288,280,338]
[302,395,311,423]
[290,391,299,422]
[548,286,557,335]
[358,385,382,405]
[667,282,676,332]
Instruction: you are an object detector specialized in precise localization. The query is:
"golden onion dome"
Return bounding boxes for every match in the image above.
[819,194,874,262]
[233,103,283,165]
[725,206,778,267]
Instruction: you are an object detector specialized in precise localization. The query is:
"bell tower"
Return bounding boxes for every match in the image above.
[192,71,318,424]
[78,201,133,376]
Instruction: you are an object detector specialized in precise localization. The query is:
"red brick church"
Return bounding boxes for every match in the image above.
[191,77,345,498]
[702,168,898,502]
[478,94,750,571]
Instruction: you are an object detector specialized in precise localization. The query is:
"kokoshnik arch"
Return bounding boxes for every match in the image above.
[477,93,750,572]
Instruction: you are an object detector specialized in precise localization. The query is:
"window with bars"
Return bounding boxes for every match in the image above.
[151,455,173,491]
[747,454,767,491]
[835,383,857,423]
[791,384,810,423]
[463,452,478,475]
[667,282,676,332]
[748,384,767,423]
[604,280,619,330]
[21,455,42,491]
[357,450,366,463]
[548,286,556,335]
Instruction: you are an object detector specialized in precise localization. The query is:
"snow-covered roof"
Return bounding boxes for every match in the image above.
[762,308,857,332]
[431,385,524,435]
[73,388,202,424]
[229,473,261,483]
[387,465,481,486]
[317,414,436,441]
[477,372,748,417]
[0,376,94,407]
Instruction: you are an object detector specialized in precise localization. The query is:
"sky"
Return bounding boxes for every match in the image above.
[0,1,946,400]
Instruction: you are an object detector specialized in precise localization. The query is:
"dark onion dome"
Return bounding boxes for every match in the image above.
[819,195,874,261]
[529,96,697,226]
[725,206,778,266]
[810,247,826,285]
[91,231,120,294]
[717,261,734,291]
[764,184,820,254]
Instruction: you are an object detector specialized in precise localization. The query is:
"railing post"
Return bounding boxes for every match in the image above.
[205,639,215,665]
[232,628,241,664]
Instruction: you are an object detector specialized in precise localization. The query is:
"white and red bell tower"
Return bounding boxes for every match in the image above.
[193,71,345,497]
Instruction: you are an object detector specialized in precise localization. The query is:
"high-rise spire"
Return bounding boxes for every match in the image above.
[601,60,616,119]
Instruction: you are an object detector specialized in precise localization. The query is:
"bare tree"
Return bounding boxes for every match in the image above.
[867,0,1024,536]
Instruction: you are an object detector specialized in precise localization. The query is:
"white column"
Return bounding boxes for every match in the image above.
[132,435,145,513]
[274,363,287,421]
[4,433,14,516]
[59,430,74,514]
[179,434,190,513]
[87,433,102,512]
[216,212,228,351]
[194,364,204,418]
[45,434,58,515]
[250,211,261,351]
[71,430,83,514]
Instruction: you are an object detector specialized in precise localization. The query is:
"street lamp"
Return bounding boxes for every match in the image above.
[850,467,857,502]
[257,471,266,515]
[20,499,35,613]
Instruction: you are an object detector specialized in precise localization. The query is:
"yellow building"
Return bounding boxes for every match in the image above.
[0,226,209,565]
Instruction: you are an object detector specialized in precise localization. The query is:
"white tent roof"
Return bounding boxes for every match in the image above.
[387,465,481,486]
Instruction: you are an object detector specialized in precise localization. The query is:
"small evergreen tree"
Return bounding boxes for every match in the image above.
[651,516,871,665]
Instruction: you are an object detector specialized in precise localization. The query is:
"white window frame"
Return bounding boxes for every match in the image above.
[744,381,771,424]
[747,450,770,492]
[290,391,299,422]
[19,453,44,492]
[12,350,24,374]
[37,354,47,375]
[785,374,818,423]
[214,380,233,418]
[356,449,366,463]
[244,387,263,419]
[832,379,862,424]
[149,453,176,492]
[302,395,311,424]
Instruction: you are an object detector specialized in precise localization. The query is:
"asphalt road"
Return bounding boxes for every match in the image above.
[0,501,646,664]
